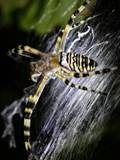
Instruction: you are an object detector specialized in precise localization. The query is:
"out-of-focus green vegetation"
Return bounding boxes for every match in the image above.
[0,0,85,33]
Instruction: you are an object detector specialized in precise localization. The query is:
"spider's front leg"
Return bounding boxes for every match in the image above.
[8,45,50,62]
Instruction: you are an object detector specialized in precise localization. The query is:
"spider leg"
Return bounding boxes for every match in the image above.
[53,25,71,55]
[54,71,107,95]
[75,0,97,24]
[24,74,49,151]
[8,45,50,61]
[60,66,117,78]
[53,0,97,55]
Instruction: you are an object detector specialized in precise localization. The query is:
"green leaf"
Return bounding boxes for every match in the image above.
[0,0,90,33]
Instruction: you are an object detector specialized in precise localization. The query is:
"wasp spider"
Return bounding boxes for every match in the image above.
[8,0,116,155]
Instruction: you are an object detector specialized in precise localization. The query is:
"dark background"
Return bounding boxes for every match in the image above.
[0,28,29,160]
[0,0,120,160]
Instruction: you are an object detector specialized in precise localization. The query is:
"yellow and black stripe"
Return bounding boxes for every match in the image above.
[60,52,97,73]
[23,74,49,151]
[8,45,39,61]
[55,67,117,95]
[55,71,107,95]
[64,78,107,95]
[69,67,117,78]
[53,0,97,55]
[8,45,49,62]
[24,101,34,151]
[75,0,97,24]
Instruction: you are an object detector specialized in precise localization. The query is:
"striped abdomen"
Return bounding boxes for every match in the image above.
[60,52,97,72]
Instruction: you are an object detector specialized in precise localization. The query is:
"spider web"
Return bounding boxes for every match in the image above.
[1,3,120,160]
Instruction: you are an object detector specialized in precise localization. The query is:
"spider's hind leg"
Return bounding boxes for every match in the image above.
[55,65,117,95]
[62,67,118,78]
[54,71,107,95]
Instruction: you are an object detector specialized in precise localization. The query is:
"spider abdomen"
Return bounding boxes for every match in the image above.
[60,52,97,73]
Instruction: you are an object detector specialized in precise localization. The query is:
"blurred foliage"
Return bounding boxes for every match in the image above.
[0,0,85,33]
